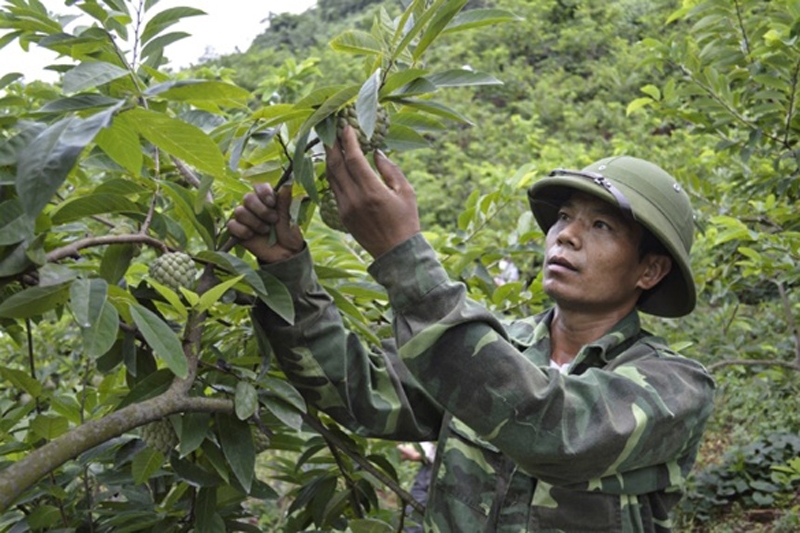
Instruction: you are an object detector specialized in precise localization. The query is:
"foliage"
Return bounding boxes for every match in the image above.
[677,431,800,526]
[0,0,524,529]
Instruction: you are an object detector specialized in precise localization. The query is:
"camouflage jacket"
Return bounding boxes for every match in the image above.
[253,234,715,532]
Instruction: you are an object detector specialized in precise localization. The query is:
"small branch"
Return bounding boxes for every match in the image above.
[783,57,800,147]
[46,234,168,263]
[141,188,159,234]
[322,434,365,518]
[301,412,425,516]
[171,157,213,204]
[732,0,751,59]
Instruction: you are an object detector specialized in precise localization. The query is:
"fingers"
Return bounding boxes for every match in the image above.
[273,184,294,231]
[325,126,385,197]
[374,150,409,193]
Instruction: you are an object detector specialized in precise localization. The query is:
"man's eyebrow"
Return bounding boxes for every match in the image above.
[561,199,626,220]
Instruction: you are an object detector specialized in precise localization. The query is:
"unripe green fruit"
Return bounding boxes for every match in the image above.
[319,189,348,233]
[252,428,270,454]
[336,104,390,153]
[141,419,178,456]
[149,252,196,292]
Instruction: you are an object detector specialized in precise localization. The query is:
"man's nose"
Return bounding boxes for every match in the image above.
[555,220,582,248]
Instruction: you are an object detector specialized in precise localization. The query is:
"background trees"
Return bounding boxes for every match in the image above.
[0,0,798,531]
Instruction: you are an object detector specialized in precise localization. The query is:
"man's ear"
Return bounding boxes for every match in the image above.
[637,254,672,291]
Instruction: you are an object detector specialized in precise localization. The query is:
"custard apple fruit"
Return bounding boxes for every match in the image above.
[319,189,348,233]
[336,103,390,153]
[252,428,271,454]
[149,252,196,292]
[141,419,178,456]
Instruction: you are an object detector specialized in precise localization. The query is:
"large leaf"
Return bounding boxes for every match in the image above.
[140,7,205,45]
[128,303,188,379]
[413,0,468,60]
[140,31,190,60]
[441,8,524,35]
[0,199,32,245]
[124,108,227,178]
[424,69,502,87]
[50,193,144,225]
[0,282,70,319]
[146,80,250,108]
[197,251,295,325]
[356,69,381,139]
[329,30,382,55]
[179,412,210,457]
[38,94,123,113]
[132,447,165,484]
[216,413,255,493]
[235,381,258,421]
[16,105,120,219]
[94,112,142,176]
[63,61,130,94]
[70,278,119,358]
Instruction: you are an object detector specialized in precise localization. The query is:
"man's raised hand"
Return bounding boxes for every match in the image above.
[227,183,304,263]
[324,125,421,258]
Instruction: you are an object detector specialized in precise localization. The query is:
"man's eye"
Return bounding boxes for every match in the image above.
[557,211,570,221]
[594,220,612,230]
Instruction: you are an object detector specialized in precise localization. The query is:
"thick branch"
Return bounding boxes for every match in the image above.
[46,234,168,262]
[0,391,233,511]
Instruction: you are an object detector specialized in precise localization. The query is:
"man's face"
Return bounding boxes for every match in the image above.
[543,191,660,314]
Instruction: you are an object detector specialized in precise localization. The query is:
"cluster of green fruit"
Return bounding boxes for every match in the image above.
[319,103,391,233]
[148,252,197,292]
[141,419,178,456]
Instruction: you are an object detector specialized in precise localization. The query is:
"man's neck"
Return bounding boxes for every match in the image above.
[549,306,634,366]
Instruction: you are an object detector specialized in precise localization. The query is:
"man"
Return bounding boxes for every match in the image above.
[228,125,715,532]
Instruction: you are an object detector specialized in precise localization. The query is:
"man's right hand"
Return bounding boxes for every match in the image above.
[227,183,305,263]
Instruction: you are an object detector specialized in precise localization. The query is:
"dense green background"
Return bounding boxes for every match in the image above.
[0,0,798,530]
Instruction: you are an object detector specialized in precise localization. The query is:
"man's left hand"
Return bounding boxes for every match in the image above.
[324,125,421,258]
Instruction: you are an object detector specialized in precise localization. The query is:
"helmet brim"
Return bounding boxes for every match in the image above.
[528,174,695,318]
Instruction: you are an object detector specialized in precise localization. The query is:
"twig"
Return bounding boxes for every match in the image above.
[707,359,800,372]
[775,280,800,367]
[301,412,425,516]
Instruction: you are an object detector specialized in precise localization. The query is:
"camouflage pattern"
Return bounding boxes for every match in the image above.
[253,234,715,532]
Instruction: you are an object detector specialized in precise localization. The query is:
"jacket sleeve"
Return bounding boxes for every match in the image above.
[252,243,443,442]
[368,234,716,487]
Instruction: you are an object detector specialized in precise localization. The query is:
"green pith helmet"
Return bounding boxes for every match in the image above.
[527,156,696,318]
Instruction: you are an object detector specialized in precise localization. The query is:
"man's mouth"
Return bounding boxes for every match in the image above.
[547,256,577,271]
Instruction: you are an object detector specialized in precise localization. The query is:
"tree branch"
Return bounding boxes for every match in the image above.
[46,234,168,263]
[707,358,800,372]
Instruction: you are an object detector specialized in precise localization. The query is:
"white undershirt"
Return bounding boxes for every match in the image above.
[549,359,571,374]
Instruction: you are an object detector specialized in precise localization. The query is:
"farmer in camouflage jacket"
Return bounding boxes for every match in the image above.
[228,125,716,532]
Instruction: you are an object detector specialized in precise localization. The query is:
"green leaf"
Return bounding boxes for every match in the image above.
[197,274,244,313]
[69,278,119,357]
[260,395,303,431]
[0,72,23,90]
[16,106,120,219]
[94,112,142,176]
[124,108,227,178]
[63,61,129,94]
[348,518,394,533]
[195,487,225,533]
[129,303,188,379]
[441,8,523,35]
[30,414,69,440]
[424,69,501,87]
[0,282,70,319]
[99,244,136,285]
[384,124,430,151]
[235,381,258,421]
[392,0,442,62]
[0,366,43,397]
[38,94,123,113]
[132,447,164,484]
[413,0,469,61]
[380,68,428,96]
[296,84,361,142]
[140,31,190,60]
[356,70,381,139]
[329,30,382,55]
[0,199,32,245]
[260,375,306,414]
[147,80,250,108]
[140,7,205,45]
[257,270,295,325]
[216,413,255,493]
[626,97,654,116]
[179,412,210,457]
[50,193,144,225]
[387,97,473,125]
